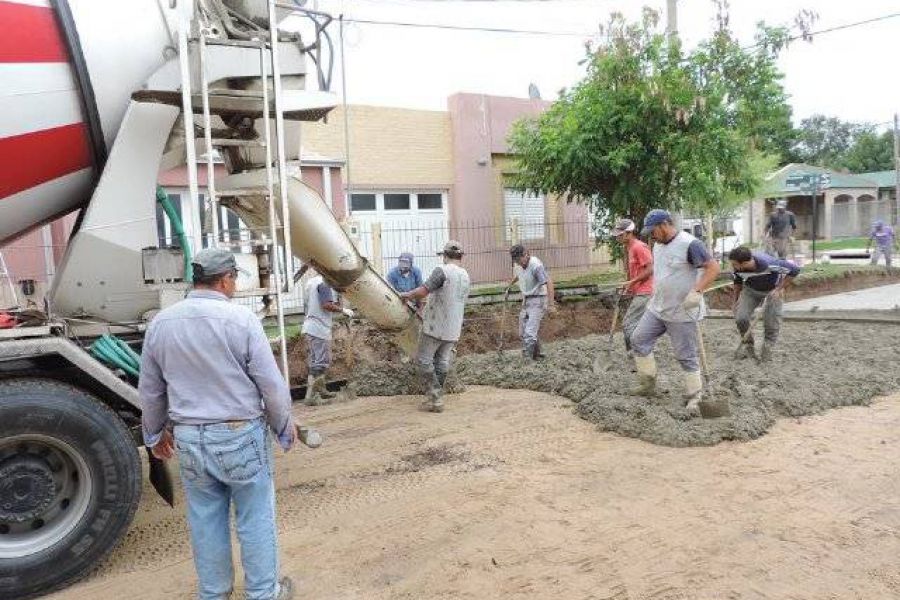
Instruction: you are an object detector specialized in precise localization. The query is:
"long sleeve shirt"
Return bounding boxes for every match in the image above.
[139,290,293,448]
[733,252,800,292]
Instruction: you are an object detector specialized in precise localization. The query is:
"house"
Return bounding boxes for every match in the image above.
[301,93,599,284]
[742,163,897,244]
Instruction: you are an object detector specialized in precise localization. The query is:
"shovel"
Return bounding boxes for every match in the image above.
[593,287,622,373]
[694,319,731,419]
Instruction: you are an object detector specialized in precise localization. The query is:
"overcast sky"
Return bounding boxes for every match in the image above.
[297,0,899,127]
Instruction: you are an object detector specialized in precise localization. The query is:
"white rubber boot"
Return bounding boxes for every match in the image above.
[683,370,703,412]
[304,375,318,402]
[631,354,657,397]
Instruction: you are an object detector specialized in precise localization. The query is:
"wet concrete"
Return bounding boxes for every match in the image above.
[453,320,900,447]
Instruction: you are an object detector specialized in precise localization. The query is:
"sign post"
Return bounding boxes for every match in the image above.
[785,172,830,264]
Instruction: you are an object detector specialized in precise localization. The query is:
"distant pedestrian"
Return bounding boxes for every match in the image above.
[302,270,354,403]
[400,241,471,413]
[140,248,297,600]
[387,252,423,294]
[867,220,896,272]
[630,210,721,411]
[728,246,799,362]
[611,218,653,354]
[764,199,796,259]
[505,245,555,360]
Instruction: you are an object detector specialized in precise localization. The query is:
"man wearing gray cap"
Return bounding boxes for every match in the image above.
[505,245,555,359]
[400,241,471,413]
[764,199,796,259]
[140,248,298,600]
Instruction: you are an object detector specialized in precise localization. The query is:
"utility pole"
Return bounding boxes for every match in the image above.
[893,113,899,226]
[666,0,678,38]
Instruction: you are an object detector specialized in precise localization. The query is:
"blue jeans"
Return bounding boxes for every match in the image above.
[173,419,280,600]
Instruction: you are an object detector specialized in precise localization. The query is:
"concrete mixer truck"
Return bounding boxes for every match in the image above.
[0,1,419,597]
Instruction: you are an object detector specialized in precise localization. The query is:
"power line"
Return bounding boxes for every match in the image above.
[342,16,598,37]
[790,11,900,42]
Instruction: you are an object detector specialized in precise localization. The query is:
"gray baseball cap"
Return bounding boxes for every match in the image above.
[437,240,464,256]
[611,218,636,237]
[191,248,246,277]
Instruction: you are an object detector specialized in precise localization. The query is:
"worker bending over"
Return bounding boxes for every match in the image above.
[611,218,653,354]
[387,251,423,294]
[302,270,353,403]
[728,246,799,362]
[630,210,721,410]
[506,244,555,360]
[400,241,471,413]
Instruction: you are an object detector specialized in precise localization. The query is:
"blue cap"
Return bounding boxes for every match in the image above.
[641,209,671,236]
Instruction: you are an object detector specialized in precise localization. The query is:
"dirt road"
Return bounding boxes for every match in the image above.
[53,387,900,600]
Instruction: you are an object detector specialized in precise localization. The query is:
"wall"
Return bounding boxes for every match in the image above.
[298,105,454,192]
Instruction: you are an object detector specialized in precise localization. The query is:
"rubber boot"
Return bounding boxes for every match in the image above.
[682,370,703,412]
[631,354,657,397]
[523,341,536,361]
[313,374,335,400]
[533,340,546,360]
[760,341,773,363]
[304,374,318,403]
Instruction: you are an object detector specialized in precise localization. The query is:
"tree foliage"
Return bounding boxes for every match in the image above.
[788,114,893,172]
[507,3,803,231]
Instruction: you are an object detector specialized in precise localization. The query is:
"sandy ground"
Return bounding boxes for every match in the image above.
[51,386,900,600]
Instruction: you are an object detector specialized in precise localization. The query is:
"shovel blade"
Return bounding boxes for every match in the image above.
[146,447,176,507]
[699,398,731,419]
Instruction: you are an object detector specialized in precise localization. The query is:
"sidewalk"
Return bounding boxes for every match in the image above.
[784,283,900,312]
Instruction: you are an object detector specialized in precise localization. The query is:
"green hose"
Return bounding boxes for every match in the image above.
[156,185,193,281]
[90,335,140,379]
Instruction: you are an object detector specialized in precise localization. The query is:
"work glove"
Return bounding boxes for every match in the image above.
[681,289,703,311]
[342,308,355,319]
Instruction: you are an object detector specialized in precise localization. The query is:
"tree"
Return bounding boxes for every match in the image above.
[507,4,805,234]
[787,114,870,167]
[836,130,893,173]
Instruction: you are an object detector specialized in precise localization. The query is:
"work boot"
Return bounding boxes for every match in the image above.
[631,354,657,397]
[682,370,703,412]
[304,374,318,402]
[533,341,546,360]
[523,341,536,360]
[428,387,445,413]
[759,341,773,363]
[313,374,335,400]
[276,576,295,600]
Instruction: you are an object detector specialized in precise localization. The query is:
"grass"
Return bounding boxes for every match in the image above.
[264,323,301,340]
[813,237,868,251]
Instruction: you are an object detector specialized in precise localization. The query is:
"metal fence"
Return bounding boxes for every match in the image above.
[352,218,610,285]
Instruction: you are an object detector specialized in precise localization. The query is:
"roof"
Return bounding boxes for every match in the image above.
[855,170,897,188]
[763,163,878,196]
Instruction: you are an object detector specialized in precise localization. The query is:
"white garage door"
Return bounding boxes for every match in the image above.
[349,191,449,276]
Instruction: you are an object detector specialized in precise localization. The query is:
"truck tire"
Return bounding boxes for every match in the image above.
[0,379,141,599]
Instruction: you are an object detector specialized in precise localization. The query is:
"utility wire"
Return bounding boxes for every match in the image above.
[342,17,598,37]
[789,11,900,42]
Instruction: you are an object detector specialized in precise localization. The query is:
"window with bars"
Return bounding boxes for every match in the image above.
[503,189,546,240]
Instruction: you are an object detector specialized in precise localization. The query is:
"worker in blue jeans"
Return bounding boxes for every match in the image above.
[140,248,302,600]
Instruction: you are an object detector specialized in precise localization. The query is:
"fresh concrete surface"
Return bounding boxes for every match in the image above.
[785,283,900,312]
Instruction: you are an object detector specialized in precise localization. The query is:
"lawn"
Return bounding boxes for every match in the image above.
[813,237,869,251]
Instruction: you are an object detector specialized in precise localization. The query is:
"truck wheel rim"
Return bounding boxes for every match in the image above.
[0,435,94,559]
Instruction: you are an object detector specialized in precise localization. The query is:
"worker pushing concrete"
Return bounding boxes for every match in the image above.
[764,199,796,259]
[630,210,721,410]
[400,241,471,413]
[302,269,354,403]
[611,218,653,354]
[505,245,556,360]
[728,246,799,362]
[866,219,897,272]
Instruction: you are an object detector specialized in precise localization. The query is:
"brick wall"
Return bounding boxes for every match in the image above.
[298,105,454,189]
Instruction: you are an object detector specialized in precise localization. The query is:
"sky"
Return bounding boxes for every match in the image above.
[290,0,900,127]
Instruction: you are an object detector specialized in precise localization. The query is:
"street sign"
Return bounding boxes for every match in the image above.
[785,172,830,191]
